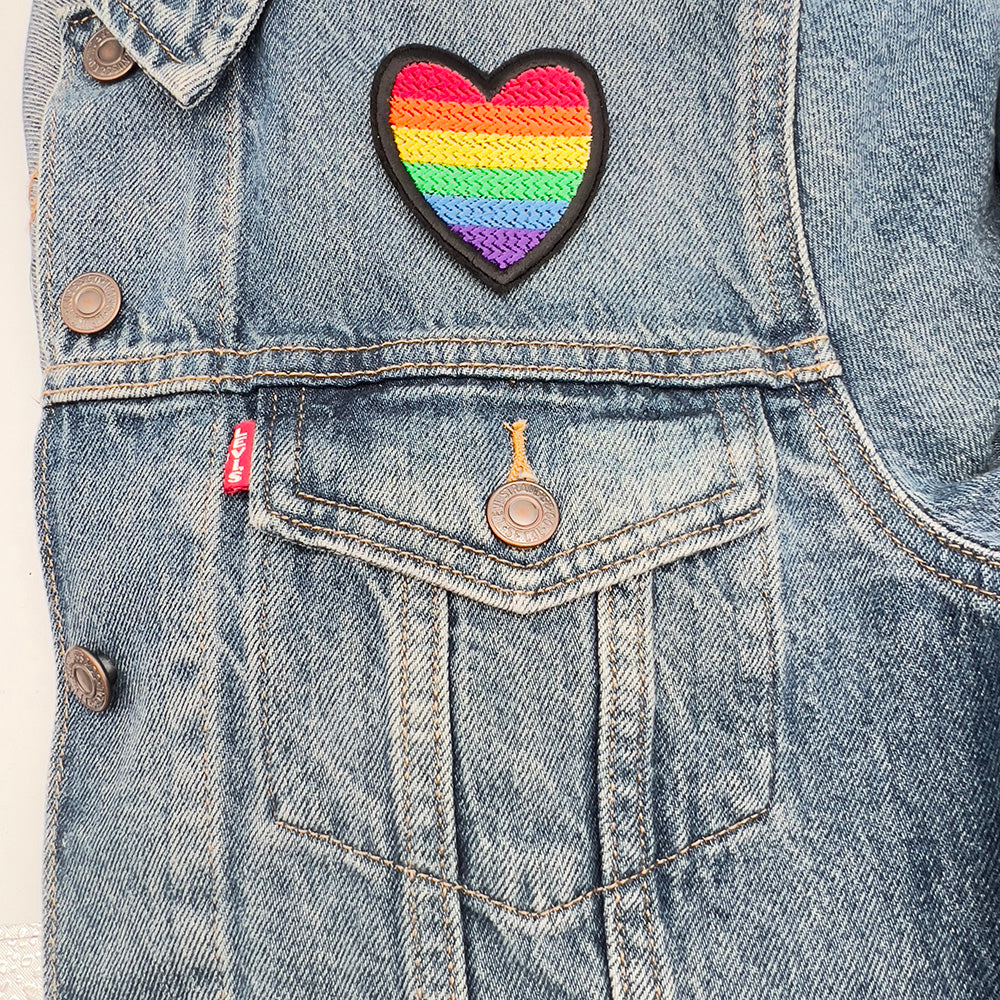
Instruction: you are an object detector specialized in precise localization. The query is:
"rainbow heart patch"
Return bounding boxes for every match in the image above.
[372,47,608,291]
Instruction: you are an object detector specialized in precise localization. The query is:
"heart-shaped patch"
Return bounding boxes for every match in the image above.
[372,47,608,291]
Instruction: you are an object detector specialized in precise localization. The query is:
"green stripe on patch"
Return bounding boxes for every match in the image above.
[402,162,585,203]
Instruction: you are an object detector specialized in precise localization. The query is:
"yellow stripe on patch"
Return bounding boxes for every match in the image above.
[391,126,591,171]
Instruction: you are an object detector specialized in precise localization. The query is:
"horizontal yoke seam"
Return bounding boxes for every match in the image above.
[796,380,1000,602]
[42,360,840,399]
[42,334,830,373]
[263,504,764,597]
[271,808,768,920]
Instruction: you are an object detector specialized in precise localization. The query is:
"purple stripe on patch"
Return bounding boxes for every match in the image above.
[449,225,549,269]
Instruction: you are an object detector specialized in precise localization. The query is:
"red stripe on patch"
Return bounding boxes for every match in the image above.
[491,65,588,108]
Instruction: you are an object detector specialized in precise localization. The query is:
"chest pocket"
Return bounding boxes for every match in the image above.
[247,377,777,915]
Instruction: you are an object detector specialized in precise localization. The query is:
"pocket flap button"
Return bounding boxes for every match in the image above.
[59,272,121,334]
[83,27,135,83]
[486,480,560,548]
[486,418,560,548]
[63,646,117,713]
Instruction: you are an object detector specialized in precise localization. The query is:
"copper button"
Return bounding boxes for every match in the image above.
[63,646,117,713]
[59,272,121,334]
[83,27,135,83]
[486,481,560,548]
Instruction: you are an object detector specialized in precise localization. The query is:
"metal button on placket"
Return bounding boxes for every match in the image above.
[82,27,135,83]
[63,646,117,713]
[59,272,121,334]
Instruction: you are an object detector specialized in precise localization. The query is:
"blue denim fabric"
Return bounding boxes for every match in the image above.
[22,1,1000,998]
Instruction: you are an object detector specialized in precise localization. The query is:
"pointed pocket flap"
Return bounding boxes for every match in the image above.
[249,378,773,615]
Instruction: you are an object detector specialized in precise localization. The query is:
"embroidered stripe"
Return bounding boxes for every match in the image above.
[402,162,585,201]
[389,97,592,136]
[392,126,591,171]
[425,193,569,229]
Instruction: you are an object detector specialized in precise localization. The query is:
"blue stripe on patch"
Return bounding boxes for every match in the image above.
[424,193,569,230]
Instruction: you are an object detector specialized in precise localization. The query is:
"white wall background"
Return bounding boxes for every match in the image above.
[1,0,56,928]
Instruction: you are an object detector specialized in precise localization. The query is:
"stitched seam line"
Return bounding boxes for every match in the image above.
[111,0,182,62]
[399,580,426,1000]
[605,590,631,994]
[430,589,458,1000]
[265,506,764,598]
[38,428,66,655]
[41,420,68,1000]
[741,388,779,807]
[634,581,662,999]
[710,388,739,489]
[292,387,305,489]
[776,0,819,363]
[272,808,768,920]
[41,334,832,373]
[28,168,39,229]
[285,381,740,568]
[758,522,778,803]
[794,383,1000,602]
[216,76,238,354]
[196,410,225,1000]
[41,361,840,398]
[293,485,737,569]
[259,534,276,806]
[259,394,281,810]
[749,0,780,320]
[822,380,1000,570]
[42,62,57,380]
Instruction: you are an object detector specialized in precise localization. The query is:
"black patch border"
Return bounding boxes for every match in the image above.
[371,45,609,293]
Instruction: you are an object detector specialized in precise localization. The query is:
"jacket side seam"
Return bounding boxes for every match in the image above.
[793,380,1000,602]
[822,379,1000,570]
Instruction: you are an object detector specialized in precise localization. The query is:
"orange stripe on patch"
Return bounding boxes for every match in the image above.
[389,97,592,136]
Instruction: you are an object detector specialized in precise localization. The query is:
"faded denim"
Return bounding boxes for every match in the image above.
[22,1,1000,999]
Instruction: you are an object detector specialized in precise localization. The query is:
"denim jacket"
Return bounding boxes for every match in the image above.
[22,1,1000,997]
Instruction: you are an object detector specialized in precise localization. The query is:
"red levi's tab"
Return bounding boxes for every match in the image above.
[223,420,256,494]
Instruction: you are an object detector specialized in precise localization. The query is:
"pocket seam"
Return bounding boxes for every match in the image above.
[263,506,764,600]
[265,807,770,922]
[256,390,776,919]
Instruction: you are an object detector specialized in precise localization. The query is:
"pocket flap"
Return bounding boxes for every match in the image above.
[90,0,268,106]
[250,379,772,614]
